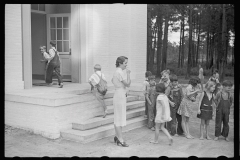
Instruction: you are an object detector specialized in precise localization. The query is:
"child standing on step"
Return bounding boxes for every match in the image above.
[214,80,234,142]
[197,81,216,140]
[143,71,152,118]
[145,75,157,131]
[165,74,184,136]
[150,83,173,145]
[89,64,108,118]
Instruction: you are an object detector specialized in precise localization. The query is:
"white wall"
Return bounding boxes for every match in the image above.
[85,4,147,83]
[5,4,24,91]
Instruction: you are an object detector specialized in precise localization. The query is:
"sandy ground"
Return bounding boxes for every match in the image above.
[5,95,235,158]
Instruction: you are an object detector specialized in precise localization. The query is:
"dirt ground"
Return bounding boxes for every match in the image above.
[5,95,235,158]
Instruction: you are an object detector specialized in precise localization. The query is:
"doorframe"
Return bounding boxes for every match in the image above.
[22,4,32,89]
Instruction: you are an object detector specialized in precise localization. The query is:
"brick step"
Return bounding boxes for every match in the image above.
[73,106,145,131]
[61,116,147,143]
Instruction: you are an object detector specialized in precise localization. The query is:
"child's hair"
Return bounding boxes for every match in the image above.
[148,75,155,80]
[94,64,101,71]
[39,46,46,50]
[170,74,178,82]
[156,83,166,93]
[161,69,170,76]
[188,77,198,87]
[222,80,233,87]
[145,71,152,78]
[205,81,216,91]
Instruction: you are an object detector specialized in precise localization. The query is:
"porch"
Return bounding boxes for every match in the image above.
[5,81,146,142]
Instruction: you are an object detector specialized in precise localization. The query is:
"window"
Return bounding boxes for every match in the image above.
[31,4,45,12]
[50,16,70,54]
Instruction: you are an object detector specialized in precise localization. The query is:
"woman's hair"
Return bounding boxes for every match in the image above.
[205,81,216,91]
[156,83,166,93]
[145,71,152,78]
[222,80,233,87]
[188,77,198,87]
[170,74,178,82]
[115,56,128,67]
[39,46,46,50]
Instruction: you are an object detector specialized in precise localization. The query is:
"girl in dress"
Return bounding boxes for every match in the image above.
[150,83,173,145]
[197,81,216,140]
[177,78,201,139]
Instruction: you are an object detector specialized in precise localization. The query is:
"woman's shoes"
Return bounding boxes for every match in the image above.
[116,140,129,147]
[114,136,118,143]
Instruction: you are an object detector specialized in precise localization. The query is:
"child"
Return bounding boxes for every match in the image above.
[150,83,173,145]
[197,81,216,140]
[143,71,152,118]
[89,64,108,118]
[159,69,170,88]
[209,72,221,96]
[145,75,157,131]
[165,74,184,136]
[177,77,201,139]
[214,80,234,142]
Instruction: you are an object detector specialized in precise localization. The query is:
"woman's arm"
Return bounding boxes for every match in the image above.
[186,86,199,97]
[122,69,131,87]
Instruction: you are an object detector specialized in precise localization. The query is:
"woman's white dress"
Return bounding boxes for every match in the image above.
[112,68,127,127]
[155,94,172,123]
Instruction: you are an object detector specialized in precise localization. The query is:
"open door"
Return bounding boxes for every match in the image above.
[46,14,71,81]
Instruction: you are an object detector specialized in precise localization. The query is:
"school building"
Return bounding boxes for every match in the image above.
[5,4,147,142]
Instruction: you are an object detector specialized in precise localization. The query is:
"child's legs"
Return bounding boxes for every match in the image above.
[153,123,160,141]
[176,113,184,135]
[215,108,223,137]
[147,105,155,128]
[205,120,211,136]
[221,110,230,137]
[145,101,148,116]
[200,119,205,137]
[160,123,172,140]
[95,91,106,112]
[185,117,192,136]
[181,115,187,135]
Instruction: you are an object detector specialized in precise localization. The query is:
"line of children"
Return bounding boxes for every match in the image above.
[165,74,184,136]
[197,80,216,140]
[143,71,152,119]
[213,80,234,142]
[150,83,173,145]
[177,77,202,139]
[145,75,157,131]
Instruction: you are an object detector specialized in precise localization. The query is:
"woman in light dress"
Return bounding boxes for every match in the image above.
[112,56,131,147]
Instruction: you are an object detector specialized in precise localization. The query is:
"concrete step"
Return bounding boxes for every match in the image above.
[61,116,147,143]
[106,100,145,114]
[104,96,139,106]
[73,106,145,131]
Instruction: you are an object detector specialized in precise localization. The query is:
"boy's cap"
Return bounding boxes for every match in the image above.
[94,64,101,70]
[50,41,56,45]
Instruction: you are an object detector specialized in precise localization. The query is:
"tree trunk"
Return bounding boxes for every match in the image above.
[156,13,163,77]
[178,21,183,68]
[219,4,227,82]
[196,12,201,66]
[206,29,209,68]
[181,16,185,68]
[147,9,152,71]
[161,12,170,71]
[186,5,192,78]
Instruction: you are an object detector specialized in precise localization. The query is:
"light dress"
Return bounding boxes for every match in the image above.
[155,93,172,123]
[112,68,128,127]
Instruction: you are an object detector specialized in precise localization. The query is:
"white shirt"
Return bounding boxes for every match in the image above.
[89,71,106,86]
